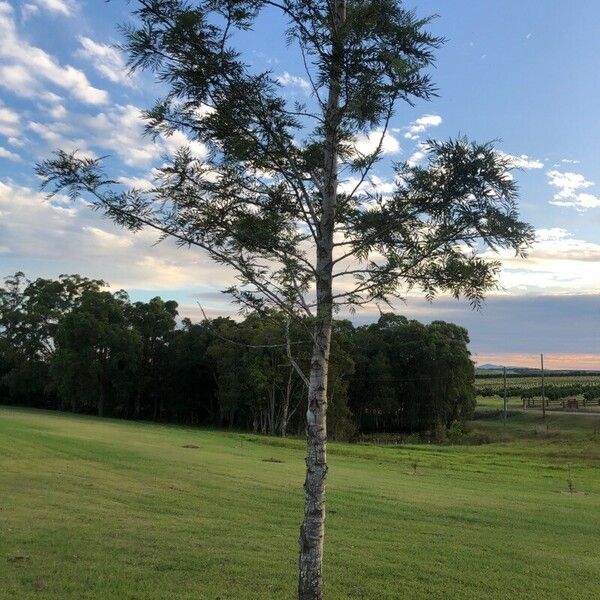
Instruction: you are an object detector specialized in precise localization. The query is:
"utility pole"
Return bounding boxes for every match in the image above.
[541,353,546,418]
[503,366,507,429]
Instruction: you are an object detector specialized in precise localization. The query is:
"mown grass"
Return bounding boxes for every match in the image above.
[476,394,600,413]
[1,406,600,599]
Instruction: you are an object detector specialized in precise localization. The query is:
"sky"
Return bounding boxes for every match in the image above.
[0,0,598,368]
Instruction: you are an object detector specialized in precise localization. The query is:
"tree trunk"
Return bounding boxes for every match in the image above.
[98,383,106,418]
[298,3,344,597]
[280,368,293,437]
[298,310,332,599]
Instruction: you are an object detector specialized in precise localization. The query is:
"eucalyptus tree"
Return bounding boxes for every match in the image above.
[127,297,179,419]
[0,273,104,406]
[52,290,141,417]
[37,1,533,597]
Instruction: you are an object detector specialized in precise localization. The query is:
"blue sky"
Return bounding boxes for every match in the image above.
[0,0,599,367]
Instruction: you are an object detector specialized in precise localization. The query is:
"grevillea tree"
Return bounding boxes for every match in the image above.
[37,1,533,597]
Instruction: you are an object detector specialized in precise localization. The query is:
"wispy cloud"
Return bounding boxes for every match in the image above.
[0,180,234,291]
[77,37,134,87]
[483,227,600,294]
[31,0,76,17]
[402,114,442,140]
[0,1,107,104]
[0,103,20,137]
[0,145,20,161]
[276,71,311,95]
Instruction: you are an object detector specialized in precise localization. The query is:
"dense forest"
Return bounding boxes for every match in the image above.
[0,273,476,439]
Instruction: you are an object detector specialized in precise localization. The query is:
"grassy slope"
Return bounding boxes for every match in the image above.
[1,407,600,599]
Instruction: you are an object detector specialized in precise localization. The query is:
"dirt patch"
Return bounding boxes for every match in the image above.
[181,444,199,449]
[262,457,284,463]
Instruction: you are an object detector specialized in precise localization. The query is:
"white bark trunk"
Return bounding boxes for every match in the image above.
[298,314,331,599]
[298,3,345,598]
[280,368,293,437]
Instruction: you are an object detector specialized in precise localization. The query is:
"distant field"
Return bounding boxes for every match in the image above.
[475,373,600,412]
[475,373,600,390]
[1,406,600,599]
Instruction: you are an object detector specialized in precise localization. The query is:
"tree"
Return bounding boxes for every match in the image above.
[52,290,141,417]
[36,2,533,597]
[165,318,217,424]
[127,297,179,419]
[350,314,475,435]
[0,272,104,407]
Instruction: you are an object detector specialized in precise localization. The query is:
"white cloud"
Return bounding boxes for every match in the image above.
[0,180,235,291]
[561,159,580,164]
[484,228,600,293]
[25,101,208,168]
[32,0,75,16]
[28,119,93,155]
[277,72,311,94]
[82,226,134,249]
[353,128,401,157]
[533,228,600,259]
[83,105,152,166]
[0,145,20,161]
[0,2,108,104]
[77,37,133,87]
[118,175,154,191]
[0,64,37,97]
[161,129,208,160]
[499,152,543,170]
[403,114,442,140]
[547,170,593,197]
[551,193,600,210]
[547,169,598,210]
[338,174,395,196]
[0,104,20,137]
[45,102,67,120]
[83,104,208,166]
[407,149,426,168]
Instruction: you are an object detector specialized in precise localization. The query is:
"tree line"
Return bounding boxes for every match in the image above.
[477,382,600,402]
[0,272,476,439]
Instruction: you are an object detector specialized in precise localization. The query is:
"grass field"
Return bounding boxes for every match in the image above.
[476,395,600,412]
[1,406,600,599]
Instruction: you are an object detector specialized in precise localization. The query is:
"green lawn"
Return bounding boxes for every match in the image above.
[1,407,600,599]
[476,394,600,413]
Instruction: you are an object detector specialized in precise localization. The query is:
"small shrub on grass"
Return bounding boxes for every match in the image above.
[409,458,419,475]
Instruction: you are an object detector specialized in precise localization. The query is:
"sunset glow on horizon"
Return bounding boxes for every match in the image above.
[474,353,600,371]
